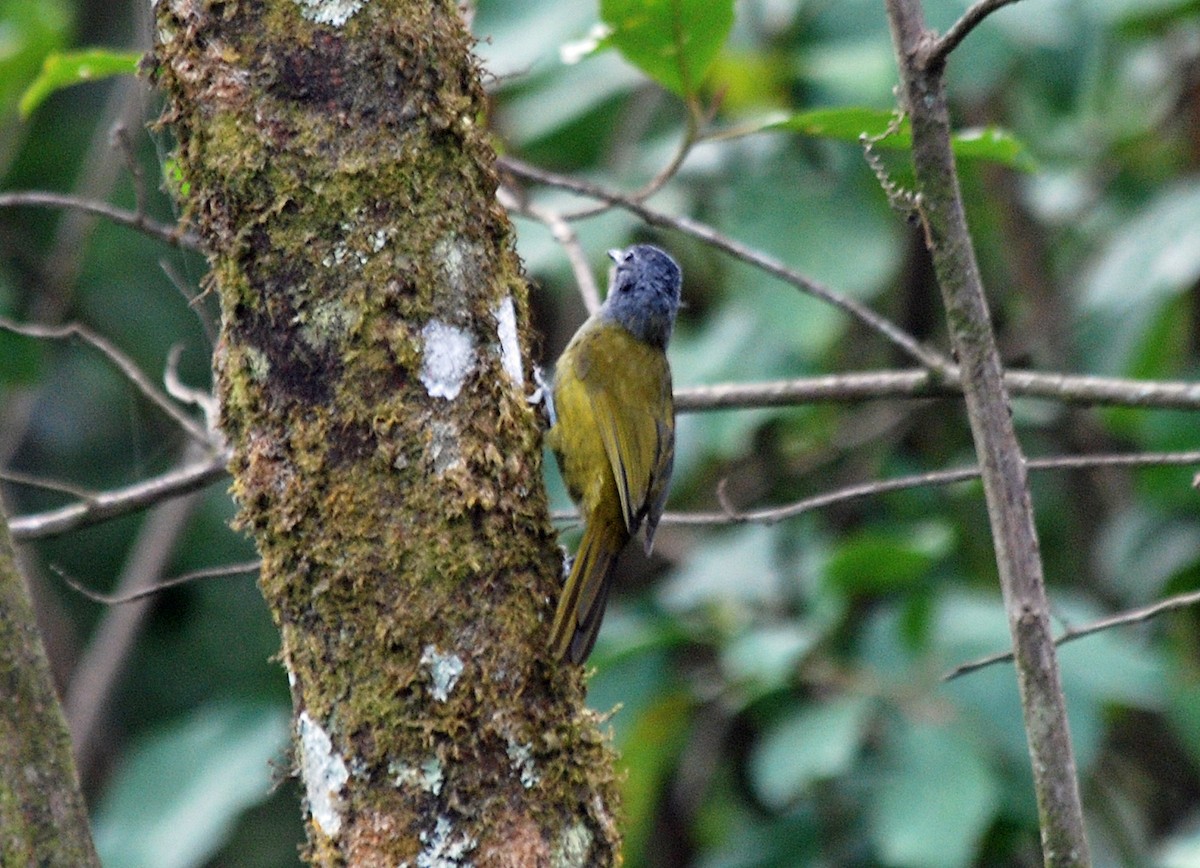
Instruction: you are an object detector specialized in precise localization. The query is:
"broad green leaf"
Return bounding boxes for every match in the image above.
[868,718,999,868]
[92,703,290,868]
[751,695,874,809]
[824,524,951,595]
[1080,181,1200,375]
[0,331,42,385]
[657,524,783,612]
[20,48,141,118]
[0,1,70,121]
[754,107,1035,170]
[721,622,818,693]
[600,0,735,96]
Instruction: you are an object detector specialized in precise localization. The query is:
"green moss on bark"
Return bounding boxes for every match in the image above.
[152,0,620,863]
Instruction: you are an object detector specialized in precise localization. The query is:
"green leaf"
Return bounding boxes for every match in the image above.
[92,703,290,868]
[721,622,818,693]
[824,524,951,595]
[751,695,874,809]
[868,718,999,868]
[1080,181,1200,375]
[0,331,42,385]
[657,524,783,612]
[600,0,734,96]
[0,1,70,122]
[20,48,141,118]
[755,107,1035,170]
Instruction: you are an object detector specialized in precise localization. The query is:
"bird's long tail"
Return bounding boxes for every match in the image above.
[548,517,624,664]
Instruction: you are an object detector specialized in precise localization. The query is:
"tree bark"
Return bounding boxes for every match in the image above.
[884,1,1091,865]
[151,1,620,864]
[0,516,100,867]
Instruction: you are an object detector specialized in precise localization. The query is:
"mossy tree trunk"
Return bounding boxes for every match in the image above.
[151,1,619,863]
[0,517,100,867]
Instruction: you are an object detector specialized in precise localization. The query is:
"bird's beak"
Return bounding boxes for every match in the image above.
[607,249,623,264]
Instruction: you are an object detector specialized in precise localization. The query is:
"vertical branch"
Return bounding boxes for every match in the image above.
[0,517,100,867]
[883,1,1091,866]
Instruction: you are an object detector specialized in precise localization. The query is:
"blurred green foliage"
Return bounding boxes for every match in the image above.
[4,0,1200,865]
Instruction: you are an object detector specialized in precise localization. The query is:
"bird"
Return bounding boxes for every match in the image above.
[546,243,682,664]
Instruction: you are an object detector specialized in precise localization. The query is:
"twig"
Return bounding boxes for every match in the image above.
[886,0,1089,861]
[63,456,206,786]
[164,345,220,435]
[561,90,705,222]
[551,450,1200,527]
[55,559,260,605]
[159,258,218,345]
[943,588,1200,681]
[497,156,953,374]
[497,187,603,313]
[0,190,200,250]
[674,369,1200,412]
[8,451,229,542]
[925,0,1026,69]
[112,124,148,219]
[0,469,96,500]
[0,316,212,445]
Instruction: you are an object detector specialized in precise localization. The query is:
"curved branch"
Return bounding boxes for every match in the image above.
[497,156,953,373]
[943,587,1200,681]
[926,0,1026,69]
[0,316,213,445]
[8,452,229,542]
[551,450,1200,528]
[57,559,260,605]
[0,190,202,251]
[498,187,603,313]
[675,369,1200,412]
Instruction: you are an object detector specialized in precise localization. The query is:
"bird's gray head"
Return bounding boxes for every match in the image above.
[601,244,682,350]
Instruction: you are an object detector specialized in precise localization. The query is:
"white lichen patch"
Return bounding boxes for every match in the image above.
[391,756,444,796]
[420,320,475,400]
[293,0,366,27]
[420,645,464,702]
[297,711,350,838]
[493,295,524,389]
[552,821,594,868]
[505,737,540,789]
[418,815,477,868]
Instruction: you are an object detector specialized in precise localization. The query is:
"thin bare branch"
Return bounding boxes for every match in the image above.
[561,94,705,221]
[552,450,1200,527]
[498,187,603,313]
[674,369,1200,412]
[943,588,1200,681]
[0,469,96,500]
[497,156,954,373]
[887,0,1088,858]
[159,258,218,345]
[0,190,201,250]
[926,0,1026,69]
[55,559,260,605]
[0,316,212,445]
[8,451,229,542]
[112,125,148,219]
[164,345,220,434]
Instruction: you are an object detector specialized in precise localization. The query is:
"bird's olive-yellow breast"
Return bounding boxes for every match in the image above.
[547,244,682,664]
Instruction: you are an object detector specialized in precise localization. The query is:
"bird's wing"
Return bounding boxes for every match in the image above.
[580,335,674,537]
